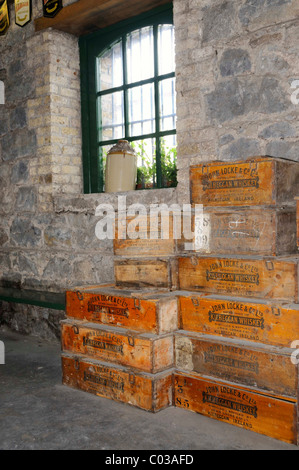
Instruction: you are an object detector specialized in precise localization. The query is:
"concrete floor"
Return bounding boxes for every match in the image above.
[0,326,298,452]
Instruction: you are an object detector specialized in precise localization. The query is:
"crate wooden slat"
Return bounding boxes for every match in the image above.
[174,371,298,445]
[180,206,297,256]
[179,293,299,348]
[65,284,178,335]
[190,157,299,207]
[114,257,179,290]
[175,331,297,398]
[178,255,299,302]
[61,320,174,373]
[61,352,174,412]
[114,212,178,257]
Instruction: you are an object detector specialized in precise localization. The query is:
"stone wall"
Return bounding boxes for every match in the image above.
[0,0,299,337]
[0,1,178,296]
[174,0,299,203]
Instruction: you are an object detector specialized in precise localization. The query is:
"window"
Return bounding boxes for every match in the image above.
[79,4,176,193]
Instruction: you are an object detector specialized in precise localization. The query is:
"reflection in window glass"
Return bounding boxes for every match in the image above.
[99,144,111,186]
[98,91,124,141]
[98,41,123,91]
[128,84,155,137]
[126,27,154,84]
[159,77,176,132]
[158,24,175,75]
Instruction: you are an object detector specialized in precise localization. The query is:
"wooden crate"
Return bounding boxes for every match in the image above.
[61,320,174,373]
[61,352,174,412]
[66,284,178,335]
[180,206,297,256]
[179,294,299,348]
[114,212,180,257]
[178,255,299,301]
[114,257,179,290]
[174,371,298,445]
[190,157,299,207]
[175,331,298,398]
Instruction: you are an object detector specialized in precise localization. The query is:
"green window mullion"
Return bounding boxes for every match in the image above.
[81,4,175,193]
[153,24,162,188]
[122,35,129,140]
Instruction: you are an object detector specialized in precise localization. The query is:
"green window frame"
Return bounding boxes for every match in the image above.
[79,4,176,194]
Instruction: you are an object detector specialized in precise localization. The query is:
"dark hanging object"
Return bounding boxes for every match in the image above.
[15,0,31,27]
[43,0,63,18]
[0,0,9,36]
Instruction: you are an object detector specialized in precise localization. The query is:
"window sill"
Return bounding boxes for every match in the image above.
[53,186,178,214]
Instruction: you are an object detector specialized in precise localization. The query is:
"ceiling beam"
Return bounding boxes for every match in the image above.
[34,0,172,36]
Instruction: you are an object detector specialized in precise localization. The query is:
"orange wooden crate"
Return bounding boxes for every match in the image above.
[61,352,174,412]
[178,255,299,301]
[175,331,298,399]
[61,320,174,373]
[179,294,299,348]
[65,284,178,335]
[114,257,179,290]
[181,206,297,256]
[190,157,299,207]
[174,371,298,445]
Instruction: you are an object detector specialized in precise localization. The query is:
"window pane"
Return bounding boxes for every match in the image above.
[98,92,124,141]
[160,134,177,188]
[158,24,175,75]
[128,83,155,137]
[133,138,156,188]
[99,144,111,177]
[159,78,176,131]
[126,27,154,83]
[98,41,123,91]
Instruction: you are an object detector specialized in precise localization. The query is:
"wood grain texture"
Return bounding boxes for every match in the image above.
[66,284,178,334]
[190,157,299,207]
[35,0,172,36]
[174,371,298,445]
[179,294,299,348]
[61,352,174,412]
[114,213,178,257]
[175,331,297,398]
[61,320,174,373]
[114,257,179,290]
[181,207,297,256]
[178,255,299,301]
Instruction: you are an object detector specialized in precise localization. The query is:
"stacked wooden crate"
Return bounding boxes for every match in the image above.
[62,284,178,411]
[113,211,180,290]
[174,157,299,445]
[61,155,299,444]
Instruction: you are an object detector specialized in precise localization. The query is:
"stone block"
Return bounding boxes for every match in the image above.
[1,128,36,161]
[15,186,37,212]
[11,160,29,184]
[219,48,251,76]
[10,216,42,247]
[202,1,237,43]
